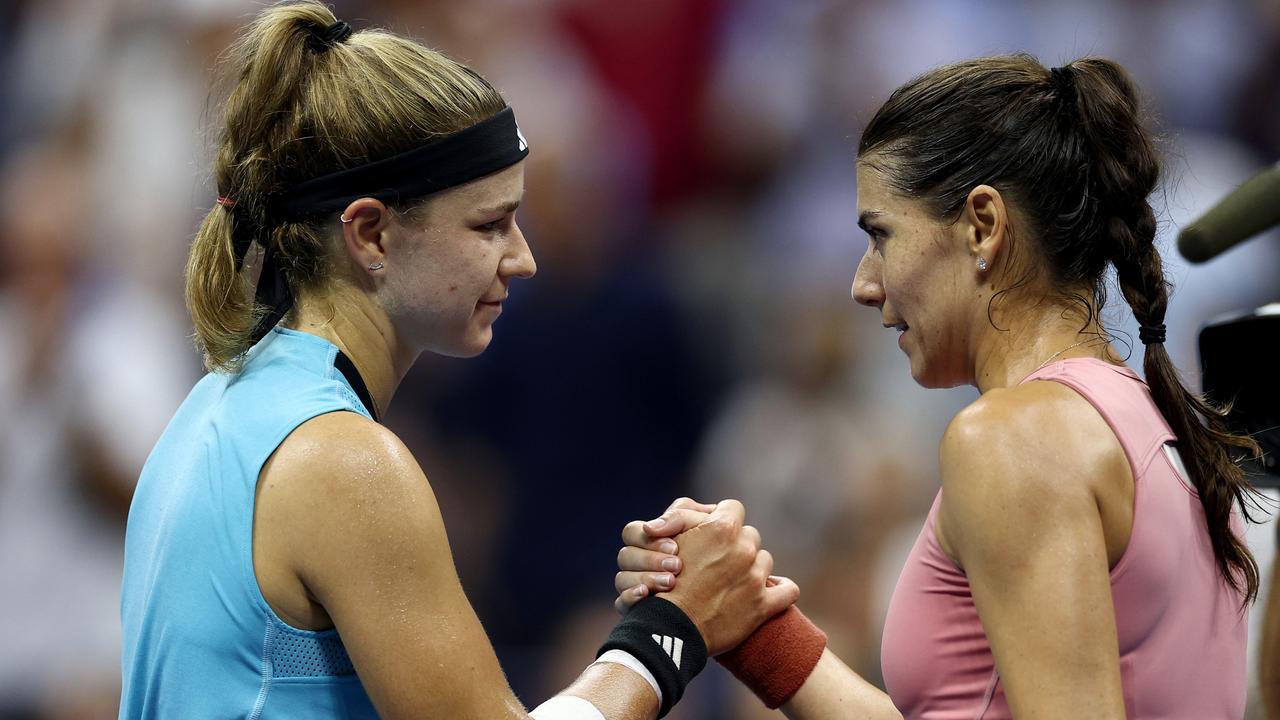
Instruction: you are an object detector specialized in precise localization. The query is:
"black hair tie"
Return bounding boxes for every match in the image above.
[324,20,352,44]
[1049,66,1076,102]
[310,20,353,51]
[1138,323,1166,345]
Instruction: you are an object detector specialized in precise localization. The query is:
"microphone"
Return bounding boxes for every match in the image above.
[1177,165,1280,264]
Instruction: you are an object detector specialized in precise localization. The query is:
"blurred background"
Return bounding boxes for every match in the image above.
[1,0,1278,717]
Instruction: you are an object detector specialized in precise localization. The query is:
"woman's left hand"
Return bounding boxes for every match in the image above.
[612,497,717,614]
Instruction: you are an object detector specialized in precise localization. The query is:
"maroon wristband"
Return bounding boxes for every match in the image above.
[715,606,827,709]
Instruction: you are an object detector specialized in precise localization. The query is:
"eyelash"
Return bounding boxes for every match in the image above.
[477,216,508,233]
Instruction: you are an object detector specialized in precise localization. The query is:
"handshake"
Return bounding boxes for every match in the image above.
[600,497,828,714]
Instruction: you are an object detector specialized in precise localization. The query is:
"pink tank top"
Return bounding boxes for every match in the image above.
[880,358,1247,719]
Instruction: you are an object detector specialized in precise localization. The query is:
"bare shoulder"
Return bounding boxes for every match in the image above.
[942,380,1119,465]
[257,411,449,589]
[265,410,423,491]
[938,381,1127,563]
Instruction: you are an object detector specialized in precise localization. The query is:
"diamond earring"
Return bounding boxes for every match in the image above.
[367,262,384,271]
[977,257,988,272]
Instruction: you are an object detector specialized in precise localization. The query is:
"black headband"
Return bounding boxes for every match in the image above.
[266,106,528,223]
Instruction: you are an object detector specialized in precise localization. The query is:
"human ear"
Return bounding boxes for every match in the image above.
[962,184,1007,273]
[339,197,392,276]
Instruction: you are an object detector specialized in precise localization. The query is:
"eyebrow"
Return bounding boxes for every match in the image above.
[857,209,885,233]
[475,197,523,217]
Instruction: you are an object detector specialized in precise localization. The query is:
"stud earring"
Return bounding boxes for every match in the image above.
[977,257,988,272]
[367,262,384,271]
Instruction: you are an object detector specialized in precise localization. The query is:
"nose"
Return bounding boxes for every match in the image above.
[852,245,883,308]
[501,221,537,280]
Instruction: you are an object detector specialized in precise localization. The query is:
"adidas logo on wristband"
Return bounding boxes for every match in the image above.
[651,634,684,669]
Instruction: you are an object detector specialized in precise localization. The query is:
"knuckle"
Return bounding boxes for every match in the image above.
[709,515,736,535]
[622,520,643,542]
[758,550,775,575]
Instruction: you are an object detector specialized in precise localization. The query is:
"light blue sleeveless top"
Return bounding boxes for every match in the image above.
[120,328,379,719]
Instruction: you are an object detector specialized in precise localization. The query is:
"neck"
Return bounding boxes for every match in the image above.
[285,282,415,418]
[971,300,1116,394]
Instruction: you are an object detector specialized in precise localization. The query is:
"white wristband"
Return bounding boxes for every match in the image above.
[593,648,663,705]
[530,695,606,720]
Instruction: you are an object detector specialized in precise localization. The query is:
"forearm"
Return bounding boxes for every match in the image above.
[544,662,660,720]
[781,649,902,720]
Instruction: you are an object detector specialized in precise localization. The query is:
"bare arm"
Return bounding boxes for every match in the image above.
[780,650,901,720]
[259,412,653,719]
[708,385,1128,719]
[937,387,1128,720]
[618,388,1134,720]
[258,413,793,719]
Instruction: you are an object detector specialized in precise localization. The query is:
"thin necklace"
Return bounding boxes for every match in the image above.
[1033,338,1099,374]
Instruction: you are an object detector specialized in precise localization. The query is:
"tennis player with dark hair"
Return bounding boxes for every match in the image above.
[616,54,1260,719]
[118,3,797,719]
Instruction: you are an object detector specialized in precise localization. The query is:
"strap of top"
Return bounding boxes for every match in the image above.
[333,350,378,422]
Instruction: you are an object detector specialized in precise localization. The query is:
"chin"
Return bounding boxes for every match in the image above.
[422,327,493,359]
[908,357,964,390]
[456,327,495,358]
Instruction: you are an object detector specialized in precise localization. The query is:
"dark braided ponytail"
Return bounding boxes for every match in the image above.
[1072,59,1265,604]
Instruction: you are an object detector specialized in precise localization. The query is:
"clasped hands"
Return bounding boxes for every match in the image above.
[612,497,799,656]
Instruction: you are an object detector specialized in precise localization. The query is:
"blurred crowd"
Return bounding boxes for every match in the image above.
[1,1,1278,718]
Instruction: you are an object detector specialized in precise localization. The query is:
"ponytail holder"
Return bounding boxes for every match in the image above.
[1049,66,1076,102]
[1138,323,1166,345]
[323,20,353,44]
[309,20,353,51]
[216,195,236,208]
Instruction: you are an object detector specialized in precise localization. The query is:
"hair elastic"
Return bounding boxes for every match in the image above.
[309,20,353,52]
[1049,65,1076,102]
[1139,323,1166,345]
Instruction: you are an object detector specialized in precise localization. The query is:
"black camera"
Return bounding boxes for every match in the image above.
[1199,306,1280,486]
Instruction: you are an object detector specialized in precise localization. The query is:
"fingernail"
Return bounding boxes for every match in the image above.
[647,517,666,529]
[661,557,681,572]
[657,574,673,588]
[633,586,647,599]
[657,540,678,554]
